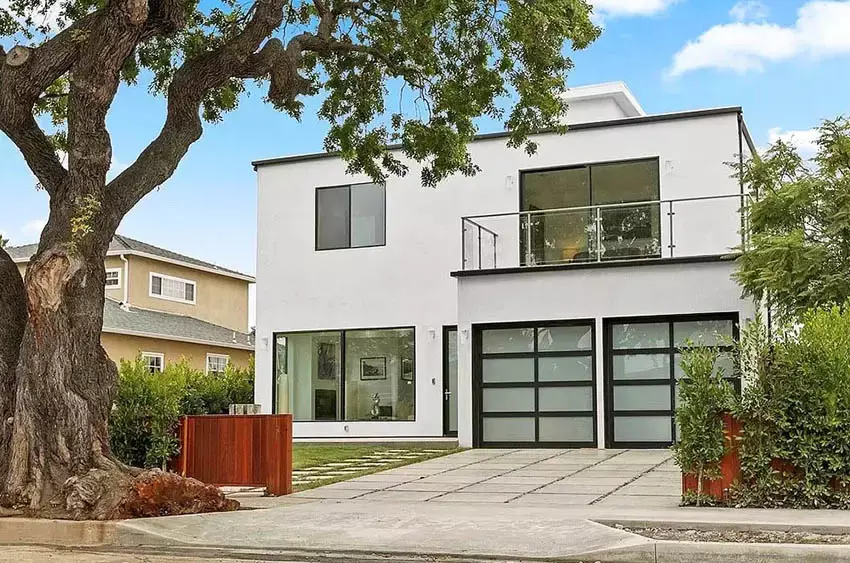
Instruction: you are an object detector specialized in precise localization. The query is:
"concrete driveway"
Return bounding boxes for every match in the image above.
[291,448,680,508]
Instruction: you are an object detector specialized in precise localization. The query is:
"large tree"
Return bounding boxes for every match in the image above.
[736,118,850,322]
[0,0,599,517]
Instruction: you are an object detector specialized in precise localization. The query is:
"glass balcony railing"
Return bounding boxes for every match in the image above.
[460,194,747,271]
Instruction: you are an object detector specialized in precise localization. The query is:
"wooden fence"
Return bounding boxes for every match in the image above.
[173,414,293,496]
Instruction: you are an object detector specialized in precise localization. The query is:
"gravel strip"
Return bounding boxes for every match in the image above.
[620,525,850,545]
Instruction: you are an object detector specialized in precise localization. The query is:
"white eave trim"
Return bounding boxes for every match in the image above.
[13,250,256,282]
[102,327,255,351]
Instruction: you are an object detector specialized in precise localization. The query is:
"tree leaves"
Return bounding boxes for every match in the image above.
[4,0,600,189]
[736,118,850,322]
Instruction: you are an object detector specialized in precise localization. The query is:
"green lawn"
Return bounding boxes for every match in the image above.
[291,443,461,492]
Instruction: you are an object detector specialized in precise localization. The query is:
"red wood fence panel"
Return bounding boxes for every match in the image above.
[682,412,742,501]
[173,414,293,496]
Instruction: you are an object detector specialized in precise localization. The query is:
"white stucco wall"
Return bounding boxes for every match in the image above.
[563,97,627,123]
[254,109,749,441]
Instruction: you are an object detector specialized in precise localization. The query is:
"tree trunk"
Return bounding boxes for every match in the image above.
[0,221,238,519]
[0,232,123,517]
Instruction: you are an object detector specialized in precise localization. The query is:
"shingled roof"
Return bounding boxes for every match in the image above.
[8,234,254,281]
[103,298,254,350]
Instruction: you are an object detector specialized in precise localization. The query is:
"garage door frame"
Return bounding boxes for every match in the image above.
[603,312,740,449]
[472,319,597,448]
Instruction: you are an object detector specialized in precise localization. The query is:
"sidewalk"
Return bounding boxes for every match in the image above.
[112,498,850,562]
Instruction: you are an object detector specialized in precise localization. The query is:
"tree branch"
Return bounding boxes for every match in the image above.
[0,112,67,195]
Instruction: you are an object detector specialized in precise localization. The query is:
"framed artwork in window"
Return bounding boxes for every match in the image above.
[401,358,414,381]
[360,357,387,381]
[317,342,337,380]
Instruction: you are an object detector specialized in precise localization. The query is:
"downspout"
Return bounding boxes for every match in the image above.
[120,254,130,311]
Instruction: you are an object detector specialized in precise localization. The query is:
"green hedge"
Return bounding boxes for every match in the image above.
[109,357,254,469]
[675,305,850,508]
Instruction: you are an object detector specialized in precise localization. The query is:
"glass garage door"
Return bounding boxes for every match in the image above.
[474,322,596,447]
[605,315,738,448]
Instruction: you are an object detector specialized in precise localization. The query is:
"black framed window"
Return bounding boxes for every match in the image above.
[604,314,738,448]
[473,321,596,448]
[316,183,386,250]
[520,157,661,265]
[273,327,415,422]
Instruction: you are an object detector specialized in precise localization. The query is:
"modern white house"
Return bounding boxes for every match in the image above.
[253,82,757,449]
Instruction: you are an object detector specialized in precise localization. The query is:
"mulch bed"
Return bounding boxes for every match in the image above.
[618,525,850,545]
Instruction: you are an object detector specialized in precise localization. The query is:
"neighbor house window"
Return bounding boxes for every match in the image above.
[150,272,196,304]
[206,354,230,375]
[520,158,660,265]
[316,183,386,250]
[142,352,164,373]
[105,268,121,289]
[273,327,415,421]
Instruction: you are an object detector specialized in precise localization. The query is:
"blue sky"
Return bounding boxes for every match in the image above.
[2,0,849,288]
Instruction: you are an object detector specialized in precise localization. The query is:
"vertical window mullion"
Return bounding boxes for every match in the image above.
[669,321,676,443]
[346,185,352,248]
[340,330,346,421]
[534,327,539,442]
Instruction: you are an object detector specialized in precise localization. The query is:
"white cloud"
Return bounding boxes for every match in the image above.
[730,0,769,21]
[668,1,850,77]
[22,218,47,238]
[767,126,820,156]
[593,0,679,18]
[0,0,64,33]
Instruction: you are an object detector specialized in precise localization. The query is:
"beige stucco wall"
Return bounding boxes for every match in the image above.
[126,255,250,332]
[101,332,253,371]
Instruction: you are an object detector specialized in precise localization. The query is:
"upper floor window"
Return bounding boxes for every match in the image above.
[142,352,164,373]
[105,268,121,289]
[316,182,386,250]
[206,353,230,375]
[520,158,661,265]
[150,272,196,304]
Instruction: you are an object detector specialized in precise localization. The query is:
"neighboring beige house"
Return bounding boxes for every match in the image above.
[10,235,255,373]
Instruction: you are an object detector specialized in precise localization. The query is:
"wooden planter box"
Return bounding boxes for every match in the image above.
[172,414,293,496]
[681,412,742,501]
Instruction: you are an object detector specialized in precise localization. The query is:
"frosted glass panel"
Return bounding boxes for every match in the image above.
[612,323,669,349]
[674,352,735,379]
[538,356,592,382]
[614,416,672,442]
[537,326,592,351]
[483,358,534,383]
[482,328,534,353]
[614,385,671,411]
[350,182,385,247]
[538,417,594,442]
[613,354,669,380]
[538,387,593,412]
[483,388,534,412]
[483,417,535,441]
[674,320,734,347]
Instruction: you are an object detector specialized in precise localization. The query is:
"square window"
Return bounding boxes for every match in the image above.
[206,354,229,375]
[105,269,121,288]
[142,353,164,373]
[316,183,385,250]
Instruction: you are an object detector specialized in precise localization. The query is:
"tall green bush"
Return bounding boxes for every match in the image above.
[734,305,850,508]
[109,357,255,469]
[672,343,735,505]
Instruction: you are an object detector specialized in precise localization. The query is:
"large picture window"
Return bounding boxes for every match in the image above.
[273,327,415,421]
[316,183,386,250]
[520,158,660,265]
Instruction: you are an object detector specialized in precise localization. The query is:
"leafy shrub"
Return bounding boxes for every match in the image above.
[672,343,735,505]
[732,305,850,508]
[109,357,255,469]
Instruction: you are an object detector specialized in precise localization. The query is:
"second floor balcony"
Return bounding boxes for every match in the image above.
[460,193,746,271]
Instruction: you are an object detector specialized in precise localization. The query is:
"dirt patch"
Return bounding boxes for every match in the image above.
[618,525,850,544]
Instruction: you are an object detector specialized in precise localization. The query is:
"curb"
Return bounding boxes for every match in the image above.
[594,517,850,536]
[0,517,118,547]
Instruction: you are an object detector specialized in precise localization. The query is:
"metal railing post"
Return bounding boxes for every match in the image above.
[667,201,675,257]
[477,225,482,270]
[524,213,532,265]
[461,219,467,270]
[595,206,602,262]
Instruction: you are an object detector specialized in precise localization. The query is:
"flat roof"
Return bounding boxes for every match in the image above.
[253,106,755,169]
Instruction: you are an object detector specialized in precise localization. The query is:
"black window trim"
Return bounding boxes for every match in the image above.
[315,182,387,251]
[271,325,416,422]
